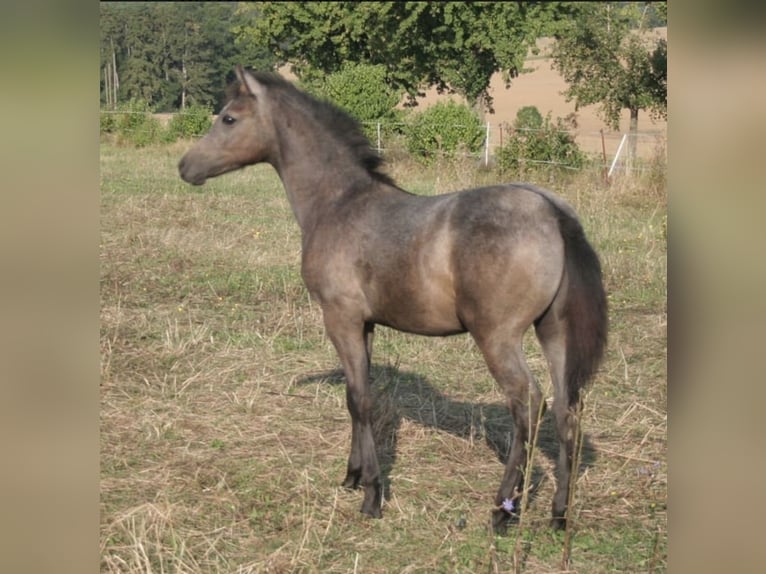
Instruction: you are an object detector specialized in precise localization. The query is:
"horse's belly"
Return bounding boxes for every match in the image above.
[369,287,465,336]
[374,314,466,336]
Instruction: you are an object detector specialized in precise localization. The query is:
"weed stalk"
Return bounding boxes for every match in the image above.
[512,393,546,574]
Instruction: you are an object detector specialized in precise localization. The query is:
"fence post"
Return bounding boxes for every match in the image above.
[484,122,490,166]
[377,122,381,155]
[608,133,628,178]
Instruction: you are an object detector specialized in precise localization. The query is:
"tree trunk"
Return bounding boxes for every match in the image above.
[628,106,639,166]
[111,40,119,107]
[181,27,188,110]
[104,64,111,108]
[181,56,187,110]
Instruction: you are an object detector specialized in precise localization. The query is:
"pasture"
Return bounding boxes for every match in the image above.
[100,141,666,572]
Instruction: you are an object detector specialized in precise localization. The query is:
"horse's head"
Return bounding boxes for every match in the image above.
[179,66,276,186]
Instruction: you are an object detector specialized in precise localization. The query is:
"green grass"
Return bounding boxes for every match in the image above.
[101,141,666,572]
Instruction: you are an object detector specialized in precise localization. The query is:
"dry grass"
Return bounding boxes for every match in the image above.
[101,141,666,572]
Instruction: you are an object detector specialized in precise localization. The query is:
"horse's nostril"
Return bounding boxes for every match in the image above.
[178,156,194,181]
[178,156,197,183]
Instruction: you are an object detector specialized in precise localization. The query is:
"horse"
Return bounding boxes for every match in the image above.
[179,66,607,533]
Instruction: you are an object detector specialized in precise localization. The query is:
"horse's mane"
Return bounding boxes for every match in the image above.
[233,71,396,187]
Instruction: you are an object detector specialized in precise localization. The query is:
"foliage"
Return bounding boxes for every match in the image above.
[405,101,484,161]
[233,2,577,109]
[99,110,118,134]
[100,2,276,112]
[647,37,667,114]
[514,105,544,130]
[165,104,213,140]
[642,1,667,26]
[301,62,403,140]
[495,106,588,174]
[320,63,400,123]
[116,99,162,147]
[101,101,212,147]
[550,2,667,132]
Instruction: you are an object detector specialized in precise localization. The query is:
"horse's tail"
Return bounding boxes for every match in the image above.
[555,206,608,407]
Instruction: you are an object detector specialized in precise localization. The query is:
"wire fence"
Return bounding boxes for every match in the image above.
[101,110,666,176]
[355,120,665,171]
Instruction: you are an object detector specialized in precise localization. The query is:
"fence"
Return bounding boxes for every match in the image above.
[101,110,666,176]
[356,120,665,171]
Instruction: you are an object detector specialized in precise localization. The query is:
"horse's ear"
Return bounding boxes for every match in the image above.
[235,65,265,99]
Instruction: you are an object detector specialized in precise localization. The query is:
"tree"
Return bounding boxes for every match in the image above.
[550,2,667,160]
[233,2,573,112]
[99,5,125,109]
[100,3,276,112]
[168,2,258,111]
[119,3,166,105]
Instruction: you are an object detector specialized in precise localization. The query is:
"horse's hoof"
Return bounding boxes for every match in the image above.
[360,505,382,519]
[550,515,567,531]
[341,471,361,490]
[360,484,383,518]
[551,503,568,530]
[360,494,382,518]
[491,509,511,535]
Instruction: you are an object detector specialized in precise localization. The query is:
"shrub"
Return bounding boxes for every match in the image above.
[514,105,543,130]
[100,110,118,134]
[111,99,162,147]
[305,63,402,141]
[405,101,484,161]
[166,104,213,140]
[496,106,587,174]
[324,63,400,122]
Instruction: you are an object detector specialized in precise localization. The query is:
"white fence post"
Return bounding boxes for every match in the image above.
[608,133,628,178]
[377,122,381,154]
[484,122,490,166]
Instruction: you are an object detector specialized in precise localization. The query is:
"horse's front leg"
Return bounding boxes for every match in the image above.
[324,313,381,517]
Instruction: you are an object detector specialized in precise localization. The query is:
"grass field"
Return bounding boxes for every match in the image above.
[100,140,666,573]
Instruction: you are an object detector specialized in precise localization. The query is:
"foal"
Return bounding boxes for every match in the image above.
[179,67,607,532]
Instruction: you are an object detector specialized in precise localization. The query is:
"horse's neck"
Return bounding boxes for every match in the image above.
[272,133,372,232]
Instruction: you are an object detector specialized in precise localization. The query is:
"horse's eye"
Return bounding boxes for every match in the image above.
[222,114,236,125]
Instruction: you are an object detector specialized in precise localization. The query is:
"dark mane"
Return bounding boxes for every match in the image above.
[235,71,397,187]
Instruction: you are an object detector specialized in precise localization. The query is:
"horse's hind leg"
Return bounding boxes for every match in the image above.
[535,305,577,530]
[473,330,544,534]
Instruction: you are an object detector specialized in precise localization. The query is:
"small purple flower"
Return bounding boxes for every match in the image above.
[501,498,515,513]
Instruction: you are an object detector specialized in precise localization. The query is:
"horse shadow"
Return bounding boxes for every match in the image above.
[296,362,597,513]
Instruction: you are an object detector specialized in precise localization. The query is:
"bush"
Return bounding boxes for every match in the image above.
[496,106,587,174]
[405,101,484,161]
[514,105,543,130]
[109,99,162,147]
[305,63,402,141]
[166,104,213,140]
[324,63,400,122]
[100,110,118,134]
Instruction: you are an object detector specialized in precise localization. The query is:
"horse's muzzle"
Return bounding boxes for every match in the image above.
[178,156,206,186]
